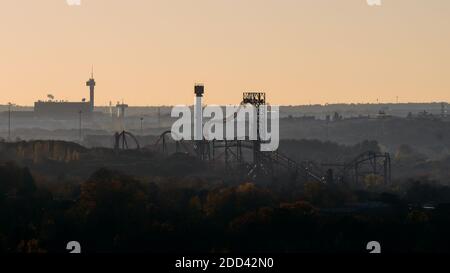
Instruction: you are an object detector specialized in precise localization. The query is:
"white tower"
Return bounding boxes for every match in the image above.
[194,84,204,141]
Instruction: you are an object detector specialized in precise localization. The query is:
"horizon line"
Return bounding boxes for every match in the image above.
[1,101,449,108]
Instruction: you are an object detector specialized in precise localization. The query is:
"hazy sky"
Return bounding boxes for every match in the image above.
[1,0,450,106]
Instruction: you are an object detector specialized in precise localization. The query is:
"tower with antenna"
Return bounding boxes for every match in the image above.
[86,67,96,112]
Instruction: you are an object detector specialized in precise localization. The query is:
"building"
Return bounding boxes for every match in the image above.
[33,73,96,118]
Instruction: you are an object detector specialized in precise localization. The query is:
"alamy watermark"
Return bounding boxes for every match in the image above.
[66,0,81,6]
[170,104,279,152]
[367,0,382,6]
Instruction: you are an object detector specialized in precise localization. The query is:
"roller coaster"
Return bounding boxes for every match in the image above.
[112,92,391,185]
[322,151,391,185]
[145,131,391,185]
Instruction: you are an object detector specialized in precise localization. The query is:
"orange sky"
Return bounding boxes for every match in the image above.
[1,0,450,106]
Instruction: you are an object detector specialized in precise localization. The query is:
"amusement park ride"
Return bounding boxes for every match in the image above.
[112,85,391,185]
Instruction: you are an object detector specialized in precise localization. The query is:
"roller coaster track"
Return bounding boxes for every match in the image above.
[149,129,391,186]
[259,150,325,183]
[322,151,391,185]
[151,130,195,155]
[114,131,140,151]
[150,131,325,183]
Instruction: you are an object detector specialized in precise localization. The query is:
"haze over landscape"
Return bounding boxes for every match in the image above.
[4,0,450,260]
[1,0,450,106]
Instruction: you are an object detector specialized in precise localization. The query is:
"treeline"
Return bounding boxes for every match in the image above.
[2,161,450,253]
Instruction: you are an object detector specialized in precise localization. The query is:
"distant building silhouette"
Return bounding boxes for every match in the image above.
[34,72,96,118]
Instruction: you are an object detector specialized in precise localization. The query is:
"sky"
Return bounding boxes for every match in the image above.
[0,0,450,106]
